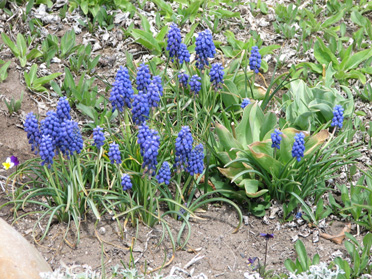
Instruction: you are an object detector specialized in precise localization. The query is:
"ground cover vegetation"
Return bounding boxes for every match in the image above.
[0,0,372,278]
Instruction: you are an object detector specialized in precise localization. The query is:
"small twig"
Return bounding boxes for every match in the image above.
[184,253,205,269]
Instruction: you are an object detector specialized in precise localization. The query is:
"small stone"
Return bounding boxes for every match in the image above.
[98,227,106,235]
[243,215,249,225]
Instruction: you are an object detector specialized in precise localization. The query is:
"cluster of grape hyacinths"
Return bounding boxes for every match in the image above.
[331,105,344,129]
[136,64,151,92]
[166,23,190,65]
[271,129,283,149]
[24,112,41,154]
[108,142,122,164]
[56,97,71,121]
[178,71,189,88]
[39,135,55,168]
[189,75,202,95]
[241,98,251,109]
[109,66,134,112]
[132,94,150,125]
[209,63,224,90]
[121,174,133,191]
[157,161,171,185]
[292,132,305,162]
[166,23,182,60]
[137,122,151,156]
[249,46,262,74]
[195,29,216,69]
[186,144,204,175]
[93,126,105,149]
[175,126,194,170]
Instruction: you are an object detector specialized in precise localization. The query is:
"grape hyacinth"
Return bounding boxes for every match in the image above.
[39,135,55,168]
[108,142,122,164]
[59,120,84,157]
[175,126,193,169]
[178,71,189,88]
[93,126,105,149]
[157,161,171,185]
[24,112,41,154]
[186,144,204,175]
[121,174,133,191]
[195,29,216,69]
[132,94,150,125]
[178,43,190,65]
[137,122,151,156]
[136,64,151,92]
[109,66,134,112]
[209,63,224,90]
[331,105,344,129]
[292,132,305,162]
[249,46,262,74]
[152,76,163,96]
[56,97,71,121]
[142,130,160,175]
[241,98,251,109]
[189,75,202,95]
[166,23,182,60]
[147,82,161,108]
[271,129,283,149]
[40,111,61,149]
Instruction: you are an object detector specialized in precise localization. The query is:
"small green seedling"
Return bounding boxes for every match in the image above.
[4,91,24,115]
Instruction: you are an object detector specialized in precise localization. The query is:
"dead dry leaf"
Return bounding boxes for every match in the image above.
[319,223,351,244]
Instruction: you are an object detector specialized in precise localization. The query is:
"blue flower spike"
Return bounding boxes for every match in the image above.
[157,161,171,185]
[249,46,262,74]
[40,111,61,150]
[132,94,150,125]
[186,144,204,176]
[93,126,105,150]
[178,71,189,88]
[56,97,71,121]
[136,64,151,92]
[241,98,251,109]
[209,63,224,90]
[331,105,344,129]
[108,142,122,164]
[121,174,133,191]
[166,23,182,60]
[292,132,305,162]
[178,43,190,65]
[24,112,41,154]
[271,129,283,150]
[109,66,134,112]
[142,129,160,176]
[195,29,216,70]
[189,75,202,95]
[175,126,193,170]
[39,135,55,168]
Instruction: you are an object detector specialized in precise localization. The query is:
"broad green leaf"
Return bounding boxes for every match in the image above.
[343,48,372,71]
[350,10,367,27]
[181,0,202,25]
[304,129,329,156]
[215,122,243,151]
[321,10,344,28]
[296,62,323,74]
[184,23,198,45]
[218,166,247,184]
[139,13,151,33]
[35,72,62,86]
[0,61,11,81]
[247,144,284,177]
[1,33,19,56]
[152,0,173,15]
[236,103,264,145]
[313,38,339,70]
[131,29,161,54]
[26,48,42,60]
[295,240,310,271]
[238,179,267,198]
[214,9,240,18]
[16,33,27,58]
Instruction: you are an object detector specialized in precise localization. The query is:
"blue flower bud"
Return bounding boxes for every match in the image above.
[157,161,171,185]
[121,174,133,191]
[175,126,193,170]
[166,23,182,60]
[93,126,105,149]
[241,98,251,109]
[195,29,215,69]
[271,129,283,149]
[249,46,262,74]
[331,105,344,129]
[136,64,151,92]
[109,66,134,112]
[24,112,41,154]
[108,142,122,164]
[209,63,224,90]
[190,75,201,95]
[178,43,190,65]
[178,71,189,88]
[56,97,71,121]
[186,144,204,175]
[39,134,55,168]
